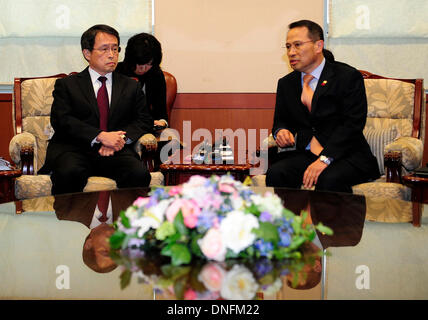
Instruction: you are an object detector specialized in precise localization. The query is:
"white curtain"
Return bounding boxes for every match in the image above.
[327,0,428,86]
[0,0,153,83]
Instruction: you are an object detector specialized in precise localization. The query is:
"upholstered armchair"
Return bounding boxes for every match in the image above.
[9,73,165,200]
[252,70,425,205]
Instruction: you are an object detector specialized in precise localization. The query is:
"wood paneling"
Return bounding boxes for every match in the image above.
[169,93,275,152]
[0,94,13,162]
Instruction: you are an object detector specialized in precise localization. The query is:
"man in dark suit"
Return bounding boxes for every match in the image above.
[39,24,153,194]
[266,20,379,193]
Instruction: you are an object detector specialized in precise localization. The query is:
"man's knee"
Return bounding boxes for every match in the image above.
[118,166,151,188]
[51,166,89,194]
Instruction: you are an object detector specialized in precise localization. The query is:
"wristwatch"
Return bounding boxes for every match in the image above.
[319,155,333,165]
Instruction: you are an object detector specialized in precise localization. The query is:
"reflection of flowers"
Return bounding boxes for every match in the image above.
[221,264,259,300]
[110,175,332,267]
[112,247,322,300]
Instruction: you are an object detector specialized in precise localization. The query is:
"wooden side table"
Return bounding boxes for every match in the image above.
[160,163,251,186]
[402,174,428,227]
[0,168,22,204]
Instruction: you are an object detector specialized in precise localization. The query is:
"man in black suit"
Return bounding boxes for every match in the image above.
[266,20,379,193]
[40,25,153,194]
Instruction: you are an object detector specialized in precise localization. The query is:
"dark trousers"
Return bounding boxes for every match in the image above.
[266,150,371,193]
[50,147,151,195]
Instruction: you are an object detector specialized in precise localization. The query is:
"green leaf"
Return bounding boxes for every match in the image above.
[288,236,306,250]
[170,243,192,266]
[109,231,127,250]
[164,232,181,244]
[246,203,260,216]
[190,234,203,257]
[316,223,334,235]
[174,211,189,236]
[252,222,279,244]
[120,270,132,290]
[119,210,131,228]
[155,221,176,241]
[291,216,302,235]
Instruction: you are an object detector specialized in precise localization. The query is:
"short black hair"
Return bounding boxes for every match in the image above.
[288,19,334,62]
[289,19,324,41]
[123,33,163,71]
[81,24,120,51]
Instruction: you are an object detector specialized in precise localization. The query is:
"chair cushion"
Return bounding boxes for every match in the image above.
[363,126,398,175]
[15,174,52,200]
[251,175,266,187]
[15,172,164,200]
[352,179,411,201]
[83,177,117,192]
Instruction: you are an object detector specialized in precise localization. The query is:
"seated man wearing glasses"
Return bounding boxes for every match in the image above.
[39,24,153,194]
[266,20,379,193]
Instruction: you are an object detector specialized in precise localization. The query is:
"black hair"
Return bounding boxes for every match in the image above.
[288,20,335,62]
[123,33,162,72]
[81,24,120,51]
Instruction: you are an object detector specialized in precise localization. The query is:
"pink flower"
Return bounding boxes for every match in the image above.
[219,183,235,193]
[198,263,226,291]
[198,228,226,261]
[166,199,201,228]
[168,186,182,196]
[184,289,197,300]
[133,197,150,207]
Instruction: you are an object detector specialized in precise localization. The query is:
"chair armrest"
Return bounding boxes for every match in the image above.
[262,133,278,149]
[384,136,423,171]
[134,133,158,155]
[9,132,37,174]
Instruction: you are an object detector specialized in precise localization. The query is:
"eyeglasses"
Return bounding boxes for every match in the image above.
[284,40,314,51]
[93,45,121,55]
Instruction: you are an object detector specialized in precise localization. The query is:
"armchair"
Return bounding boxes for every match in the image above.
[9,73,164,200]
[252,70,425,203]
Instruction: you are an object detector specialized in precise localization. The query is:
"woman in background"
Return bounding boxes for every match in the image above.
[116,33,168,128]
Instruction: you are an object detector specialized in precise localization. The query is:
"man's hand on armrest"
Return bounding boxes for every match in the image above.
[96,131,126,151]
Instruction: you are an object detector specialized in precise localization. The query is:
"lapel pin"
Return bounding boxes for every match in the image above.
[321,80,327,86]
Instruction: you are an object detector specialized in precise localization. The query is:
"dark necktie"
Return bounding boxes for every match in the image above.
[301,74,314,111]
[97,191,110,223]
[97,76,109,131]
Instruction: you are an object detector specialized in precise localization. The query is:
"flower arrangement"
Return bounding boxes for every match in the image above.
[109,174,332,267]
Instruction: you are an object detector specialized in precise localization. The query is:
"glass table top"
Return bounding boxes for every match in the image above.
[0,187,427,300]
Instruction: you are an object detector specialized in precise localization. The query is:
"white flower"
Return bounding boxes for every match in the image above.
[132,216,160,237]
[250,192,283,219]
[230,193,244,210]
[146,199,172,224]
[220,210,259,253]
[124,206,139,221]
[220,265,259,300]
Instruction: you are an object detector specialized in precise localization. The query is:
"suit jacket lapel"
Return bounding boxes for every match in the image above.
[77,67,100,117]
[312,61,335,113]
[291,71,311,116]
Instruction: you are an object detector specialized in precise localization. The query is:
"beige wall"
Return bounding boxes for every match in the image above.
[155,0,323,93]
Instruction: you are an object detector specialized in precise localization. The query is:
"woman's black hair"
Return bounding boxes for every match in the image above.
[123,33,163,73]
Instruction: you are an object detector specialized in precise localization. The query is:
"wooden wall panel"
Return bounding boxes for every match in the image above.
[169,93,276,153]
[0,94,13,162]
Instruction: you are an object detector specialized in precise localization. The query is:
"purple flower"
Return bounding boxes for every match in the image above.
[260,211,273,222]
[278,228,291,247]
[254,239,274,257]
[197,209,217,231]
